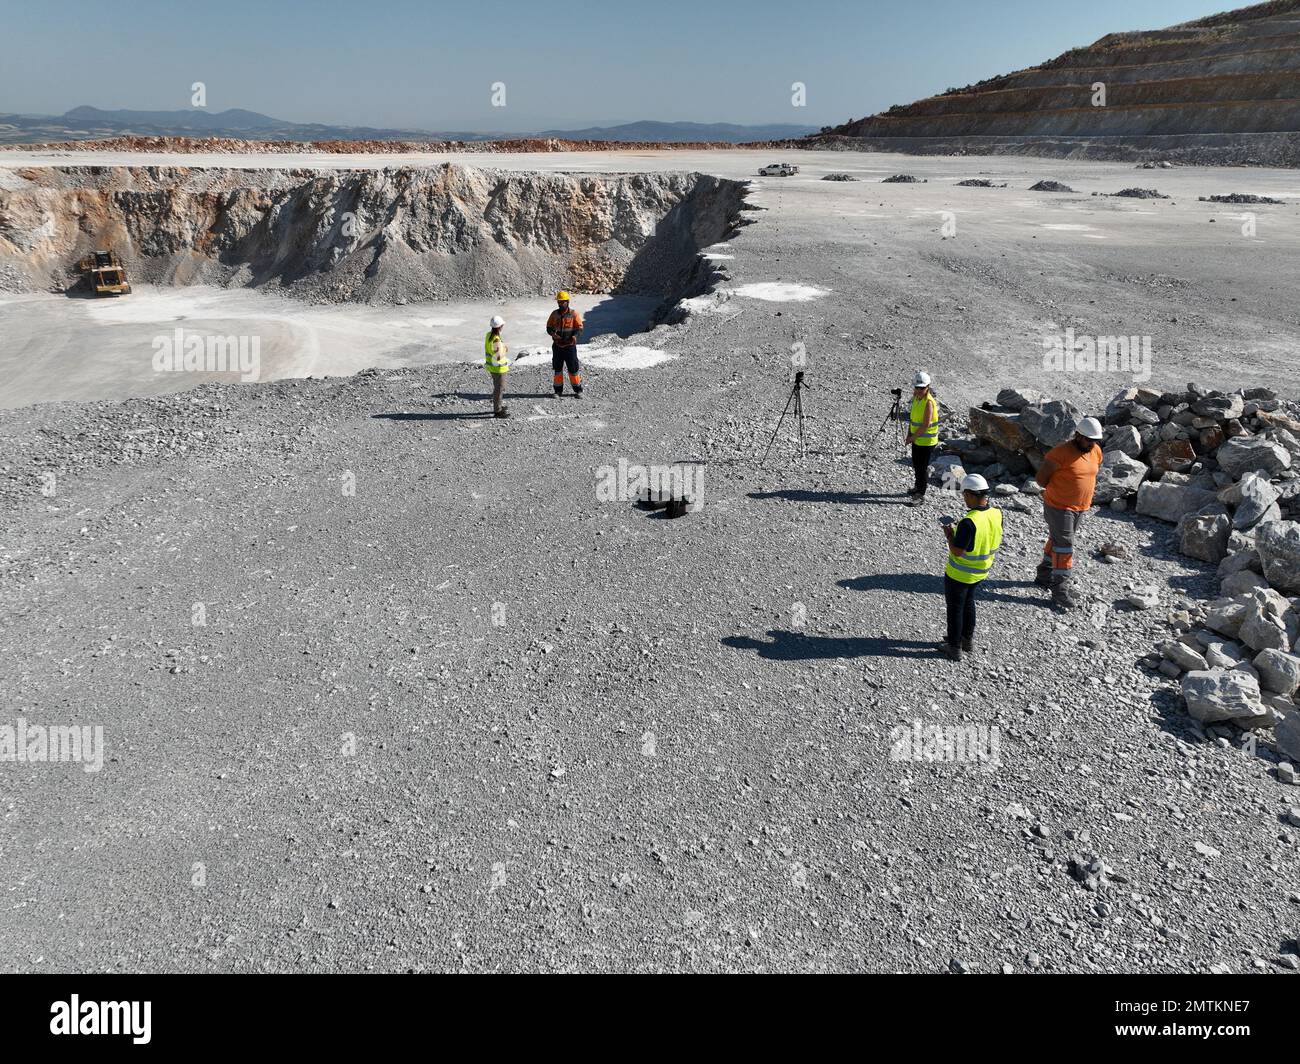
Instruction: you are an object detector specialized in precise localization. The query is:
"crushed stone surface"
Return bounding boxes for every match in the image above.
[2,148,1300,973]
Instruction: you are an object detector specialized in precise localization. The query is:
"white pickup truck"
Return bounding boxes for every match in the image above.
[757,163,799,177]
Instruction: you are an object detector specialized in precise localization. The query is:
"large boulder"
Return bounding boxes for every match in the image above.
[968,407,1035,453]
[1093,451,1148,504]
[1233,473,1281,530]
[1190,393,1244,420]
[1161,640,1208,672]
[1217,548,1261,577]
[996,387,1046,411]
[1102,424,1142,458]
[1255,410,1300,442]
[1266,426,1300,465]
[1135,481,1217,524]
[1019,399,1086,448]
[1203,600,1248,638]
[1254,649,1300,696]
[930,454,965,490]
[1238,588,1296,652]
[1180,669,1271,726]
[1176,508,1231,564]
[1255,520,1300,592]
[1221,569,1268,597]
[1151,439,1197,475]
[1106,386,1161,419]
[1217,436,1291,479]
[1276,706,1300,763]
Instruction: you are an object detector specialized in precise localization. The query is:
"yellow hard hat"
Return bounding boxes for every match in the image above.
[557,290,570,302]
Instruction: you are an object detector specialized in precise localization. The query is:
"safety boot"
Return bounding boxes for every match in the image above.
[1050,581,1077,611]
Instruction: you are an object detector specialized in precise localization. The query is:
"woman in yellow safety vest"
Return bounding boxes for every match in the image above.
[485,314,509,419]
[941,473,1003,662]
[906,369,939,503]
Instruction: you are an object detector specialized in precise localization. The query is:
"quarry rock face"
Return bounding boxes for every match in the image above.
[0,164,749,304]
[813,5,1300,165]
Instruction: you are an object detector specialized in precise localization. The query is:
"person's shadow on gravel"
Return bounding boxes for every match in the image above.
[838,572,1054,609]
[749,489,909,505]
[722,630,942,660]
[448,391,556,401]
[372,411,494,422]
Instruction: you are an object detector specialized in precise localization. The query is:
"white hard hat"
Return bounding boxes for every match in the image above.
[913,370,932,388]
[1076,416,1104,440]
[489,315,505,329]
[960,473,990,493]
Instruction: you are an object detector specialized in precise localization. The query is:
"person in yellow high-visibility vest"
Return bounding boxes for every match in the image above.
[484,314,510,418]
[905,370,939,503]
[940,473,1003,662]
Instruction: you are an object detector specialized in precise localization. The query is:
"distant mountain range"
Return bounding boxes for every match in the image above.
[534,120,818,142]
[0,107,817,145]
[0,106,498,144]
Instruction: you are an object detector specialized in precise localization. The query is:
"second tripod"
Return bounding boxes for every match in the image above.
[762,371,810,464]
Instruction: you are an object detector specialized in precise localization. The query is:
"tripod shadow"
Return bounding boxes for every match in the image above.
[837,571,1054,609]
[723,629,942,661]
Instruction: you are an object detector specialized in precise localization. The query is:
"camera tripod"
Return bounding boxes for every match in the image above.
[762,371,809,464]
[878,387,907,445]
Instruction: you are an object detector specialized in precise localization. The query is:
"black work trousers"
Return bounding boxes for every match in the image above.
[943,574,980,648]
[911,443,935,495]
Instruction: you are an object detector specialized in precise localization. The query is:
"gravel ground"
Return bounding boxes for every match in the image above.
[2,150,1300,973]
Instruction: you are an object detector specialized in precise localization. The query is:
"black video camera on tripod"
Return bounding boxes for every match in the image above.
[879,386,906,444]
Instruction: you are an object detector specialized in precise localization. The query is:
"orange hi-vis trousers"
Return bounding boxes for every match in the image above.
[1041,502,1086,573]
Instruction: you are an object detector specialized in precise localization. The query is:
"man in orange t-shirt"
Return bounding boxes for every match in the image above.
[1033,416,1104,609]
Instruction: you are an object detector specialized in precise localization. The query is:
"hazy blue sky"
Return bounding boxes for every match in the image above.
[0,0,1234,131]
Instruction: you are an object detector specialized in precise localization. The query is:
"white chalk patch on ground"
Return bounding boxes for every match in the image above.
[0,286,664,408]
[1082,234,1108,240]
[703,253,734,260]
[732,282,827,302]
[677,293,742,319]
[1041,223,1097,231]
[584,346,676,370]
[509,346,552,366]
[527,404,577,422]
[81,286,242,324]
